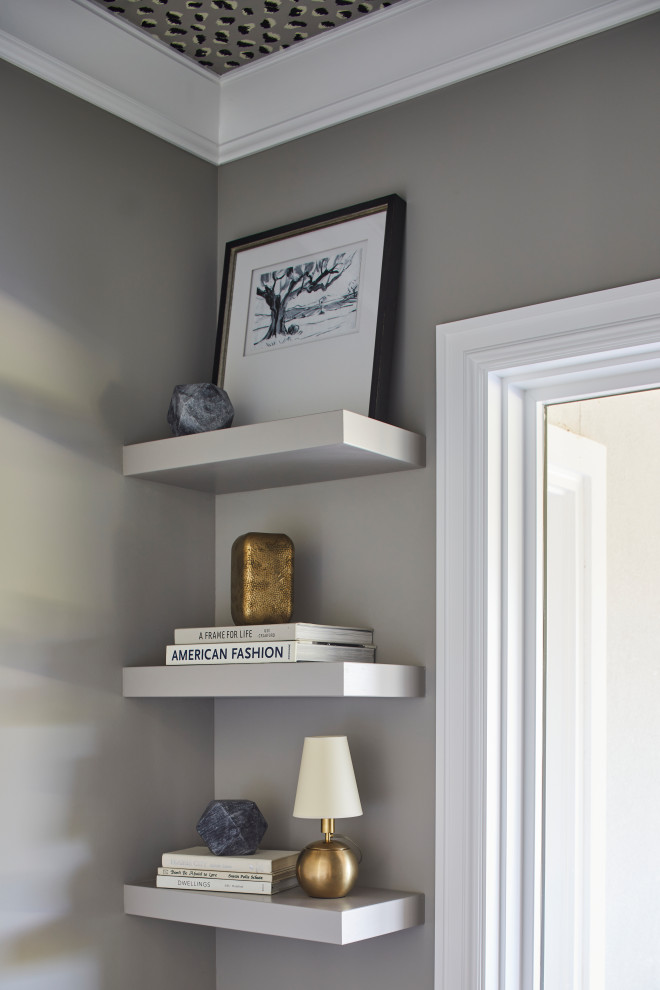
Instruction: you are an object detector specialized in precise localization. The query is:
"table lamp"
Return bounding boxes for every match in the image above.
[293,735,363,898]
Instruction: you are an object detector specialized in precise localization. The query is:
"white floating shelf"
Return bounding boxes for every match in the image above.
[124,882,424,944]
[122,662,424,699]
[123,409,425,494]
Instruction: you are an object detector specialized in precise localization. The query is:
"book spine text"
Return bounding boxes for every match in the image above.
[175,625,296,644]
[156,875,297,894]
[158,867,292,881]
[161,855,295,872]
[166,643,295,665]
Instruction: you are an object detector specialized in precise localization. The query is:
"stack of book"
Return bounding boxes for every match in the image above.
[156,846,301,895]
[165,622,375,666]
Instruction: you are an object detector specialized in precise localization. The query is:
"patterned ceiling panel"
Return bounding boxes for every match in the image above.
[90,0,408,76]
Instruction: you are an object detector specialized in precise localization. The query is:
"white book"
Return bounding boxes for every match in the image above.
[158,866,295,881]
[165,641,375,665]
[156,874,299,894]
[174,622,373,646]
[161,846,300,873]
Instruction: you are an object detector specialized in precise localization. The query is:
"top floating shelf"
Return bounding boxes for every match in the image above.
[123,410,425,494]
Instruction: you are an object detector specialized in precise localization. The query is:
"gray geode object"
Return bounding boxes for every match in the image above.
[196,799,268,856]
[167,383,234,436]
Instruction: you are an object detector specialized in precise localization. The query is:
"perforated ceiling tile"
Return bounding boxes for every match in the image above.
[89,0,409,75]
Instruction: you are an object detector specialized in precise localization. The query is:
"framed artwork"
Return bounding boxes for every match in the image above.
[213,195,405,426]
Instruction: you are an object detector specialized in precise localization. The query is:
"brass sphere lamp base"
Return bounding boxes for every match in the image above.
[296,819,359,898]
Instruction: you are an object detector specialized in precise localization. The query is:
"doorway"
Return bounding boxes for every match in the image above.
[543,391,660,990]
[436,276,660,990]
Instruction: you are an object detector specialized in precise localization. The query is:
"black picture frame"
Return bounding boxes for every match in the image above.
[213,194,406,426]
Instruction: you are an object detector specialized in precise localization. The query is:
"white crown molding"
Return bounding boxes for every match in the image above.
[1,0,659,165]
[0,0,221,163]
[217,0,660,162]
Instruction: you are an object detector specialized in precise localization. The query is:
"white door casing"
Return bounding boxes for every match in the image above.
[435,277,660,990]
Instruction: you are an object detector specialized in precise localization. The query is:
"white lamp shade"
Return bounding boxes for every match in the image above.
[293,736,363,819]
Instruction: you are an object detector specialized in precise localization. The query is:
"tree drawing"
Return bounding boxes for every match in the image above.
[256,252,355,343]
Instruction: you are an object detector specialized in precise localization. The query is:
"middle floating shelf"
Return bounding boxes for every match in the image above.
[122,662,425,699]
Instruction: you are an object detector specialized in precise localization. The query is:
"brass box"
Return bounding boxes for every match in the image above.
[230,532,294,625]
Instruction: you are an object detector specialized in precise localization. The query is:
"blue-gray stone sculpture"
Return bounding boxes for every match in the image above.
[167,383,234,436]
[196,799,268,856]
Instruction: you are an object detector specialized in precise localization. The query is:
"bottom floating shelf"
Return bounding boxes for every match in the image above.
[124,881,424,945]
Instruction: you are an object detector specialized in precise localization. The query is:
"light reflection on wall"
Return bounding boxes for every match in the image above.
[0,292,116,989]
[1,419,120,644]
[0,294,112,413]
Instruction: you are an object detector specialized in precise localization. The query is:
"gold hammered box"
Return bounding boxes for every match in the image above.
[230,532,294,625]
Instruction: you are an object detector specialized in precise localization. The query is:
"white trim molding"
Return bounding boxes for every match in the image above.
[216,0,660,163]
[1,0,659,163]
[436,278,660,989]
[0,0,222,162]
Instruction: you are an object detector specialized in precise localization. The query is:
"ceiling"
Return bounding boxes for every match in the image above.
[1,0,658,164]
[87,0,408,76]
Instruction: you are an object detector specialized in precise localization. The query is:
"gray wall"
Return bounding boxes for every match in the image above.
[0,61,218,989]
[2,9,660,990]
[214,13,660,990]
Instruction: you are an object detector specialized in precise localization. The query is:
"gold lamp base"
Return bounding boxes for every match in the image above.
[296,820,359,898]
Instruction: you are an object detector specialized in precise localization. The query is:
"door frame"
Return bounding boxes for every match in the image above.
[435,277,660,990]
